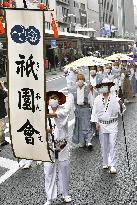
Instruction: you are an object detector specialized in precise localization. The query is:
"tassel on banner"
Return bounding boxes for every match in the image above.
[0,19,5,35]
[3,2,11,7]
[51,13,59,39]
[39,3,45,10]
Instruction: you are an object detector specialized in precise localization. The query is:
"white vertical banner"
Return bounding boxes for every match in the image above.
[6,9,51,162]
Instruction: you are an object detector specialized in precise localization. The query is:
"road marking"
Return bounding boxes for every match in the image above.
[46,67,86,82]
[59,87,68,92]
[0,157,19,184]
[5,136,11,144]
[46,75,65,82]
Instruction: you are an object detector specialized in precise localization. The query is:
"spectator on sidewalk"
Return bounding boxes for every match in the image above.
[0,81,9,148]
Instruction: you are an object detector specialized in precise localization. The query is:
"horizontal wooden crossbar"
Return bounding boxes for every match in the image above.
[0,7,54,11]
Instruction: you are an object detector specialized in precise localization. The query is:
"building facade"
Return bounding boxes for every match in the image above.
[121,0,135,39]
[87,0,100,36]
[134,3,137,41]
[101,0,135,38]
[55,0,70,32]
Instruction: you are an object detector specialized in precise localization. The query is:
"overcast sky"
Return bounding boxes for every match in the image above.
[134,0,137,6]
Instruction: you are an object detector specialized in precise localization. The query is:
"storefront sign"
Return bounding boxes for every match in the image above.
[51,40,56,48]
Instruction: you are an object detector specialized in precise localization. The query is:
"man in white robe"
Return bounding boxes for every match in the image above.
[88,66,103,137]
[64,67,78,91]
[91,78,126,174]
[44,91,71,205]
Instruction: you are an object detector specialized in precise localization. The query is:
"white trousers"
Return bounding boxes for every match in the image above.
[99,133,117,167]
[44,160,70,201]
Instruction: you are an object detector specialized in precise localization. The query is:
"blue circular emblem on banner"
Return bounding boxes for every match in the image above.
[10,25,27,44]
[10,25,41,45]
[27,26,41,45]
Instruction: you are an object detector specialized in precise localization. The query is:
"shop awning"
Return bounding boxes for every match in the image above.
[45,29,90,39]
[75,27,96,32]
[95,37,134,42]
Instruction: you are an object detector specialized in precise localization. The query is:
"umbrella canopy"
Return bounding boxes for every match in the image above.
[105,53,133,61]
[64,56,111,70]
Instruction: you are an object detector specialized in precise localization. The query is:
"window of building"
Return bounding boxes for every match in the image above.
[45,0,49,7]
[62,7,68,16]
[45,21,50,30]
[110,4,113,12]
[107,2,109,10]
[104,0,106,9]
[81,3,85,10]
[74,1,76,7]
[74,17,76,23]
[106,13,108,23]
[103,12,105,23]
[109,15,111,24]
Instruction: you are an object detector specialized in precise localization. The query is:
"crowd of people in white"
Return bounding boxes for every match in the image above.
[1,60,137,205]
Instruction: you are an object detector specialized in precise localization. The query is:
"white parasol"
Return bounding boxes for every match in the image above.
[64,56,111,71]
[105,53,133,61]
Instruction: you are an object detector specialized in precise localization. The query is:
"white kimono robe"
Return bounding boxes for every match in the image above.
[91,93,126,167]
[91,93,126,133]
[44,106,70,201]
[65,70,76,89]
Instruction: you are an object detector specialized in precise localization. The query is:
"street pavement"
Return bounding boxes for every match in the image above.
[0,68,137,205]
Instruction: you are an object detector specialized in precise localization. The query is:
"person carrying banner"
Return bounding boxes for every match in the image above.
[91,78,126,174]
[44,91,71,205]
[0,81,9,149]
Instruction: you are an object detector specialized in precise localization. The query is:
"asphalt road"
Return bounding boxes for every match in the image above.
[0,69,137,205]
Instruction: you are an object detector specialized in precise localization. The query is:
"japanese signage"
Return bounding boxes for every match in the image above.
[6,9,51,162]
[51,40,56,48]
[104,24,111,37]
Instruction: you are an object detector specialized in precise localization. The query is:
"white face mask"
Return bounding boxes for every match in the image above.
[49,99,59,108]
[105,69,111,73]
[98,86,109,94]
[98,71,102,74]
[77,80,84,87]
[113,66,118,69]
[90,70,96,76]
[130,69,135,75]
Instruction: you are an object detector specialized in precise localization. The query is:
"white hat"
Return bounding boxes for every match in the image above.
[102,78,113,83]
[96,78,115,88]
